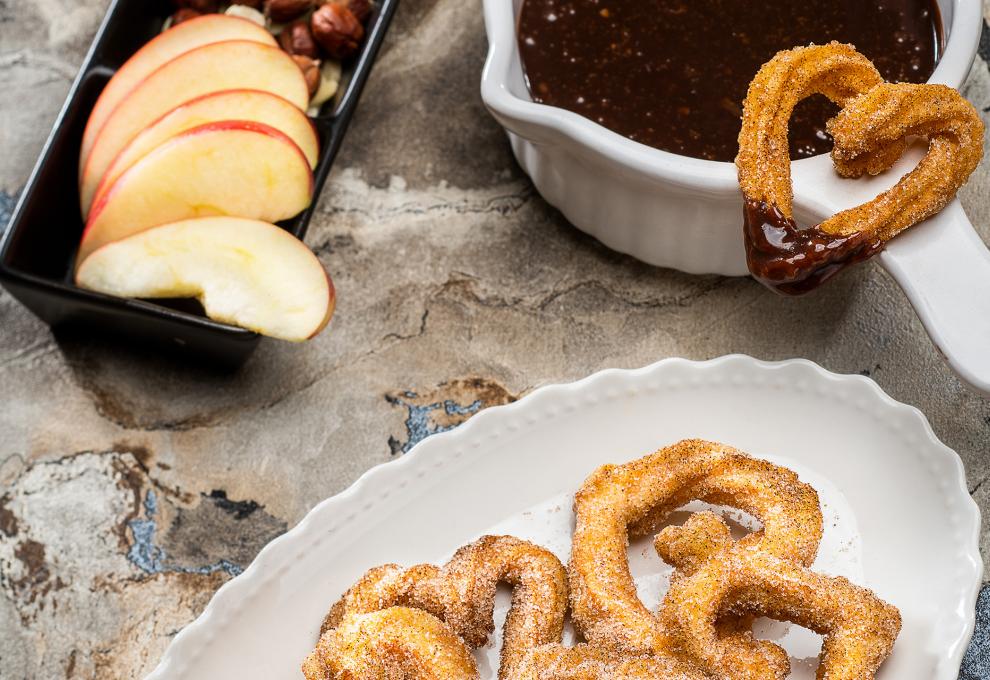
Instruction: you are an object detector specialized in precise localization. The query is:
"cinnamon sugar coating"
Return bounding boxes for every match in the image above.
[659,513,901,680]
[318,535,568,679]
[304,607,478,679]
[825,82,984,240]
[737,42,983,247]
[568,439,823,657]
[310,534,701,679]
[736,42,884,215]
[514,643,706,679]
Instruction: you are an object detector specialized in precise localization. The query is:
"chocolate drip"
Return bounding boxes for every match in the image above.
[743,199,882,295]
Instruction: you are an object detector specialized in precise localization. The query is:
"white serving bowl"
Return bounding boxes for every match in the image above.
[145,356,980,679]
[481,0,990,395]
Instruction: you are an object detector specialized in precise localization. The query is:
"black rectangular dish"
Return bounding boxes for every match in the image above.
[0,0,398,367]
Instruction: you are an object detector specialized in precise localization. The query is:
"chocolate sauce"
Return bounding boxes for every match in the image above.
[518,0,941,161]
[743,200,882,295]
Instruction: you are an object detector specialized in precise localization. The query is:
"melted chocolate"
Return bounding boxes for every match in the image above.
[518,0,941,161]
[743,200,882,295]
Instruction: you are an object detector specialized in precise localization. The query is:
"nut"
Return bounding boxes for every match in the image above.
[169,7,204,25]
[311,3,364,60]
[324,0,372,24]
[292,55,322,97]
[229,0,263,8]
[346,0,372,23]
[279,20,319,58]
[266,0,313,23]
[175,0,218,13]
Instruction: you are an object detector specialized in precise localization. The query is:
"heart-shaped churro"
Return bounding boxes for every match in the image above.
[736,42,984,295]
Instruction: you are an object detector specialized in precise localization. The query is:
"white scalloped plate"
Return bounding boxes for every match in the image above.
[146,355,981,679]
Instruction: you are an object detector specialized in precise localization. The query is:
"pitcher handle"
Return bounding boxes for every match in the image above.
[880,198,990,395]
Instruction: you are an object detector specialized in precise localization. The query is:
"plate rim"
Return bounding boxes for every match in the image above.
[145,354,983,678]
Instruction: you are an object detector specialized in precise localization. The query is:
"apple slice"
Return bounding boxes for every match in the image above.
[79,121,313,263]
[83,89,320,216]
[80,40,309,207]
[80,15,277,172]
[76,217,334,341]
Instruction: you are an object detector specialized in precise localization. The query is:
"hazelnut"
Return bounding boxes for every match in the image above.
[292,55,322,97]
[324,0,372,24]
[266,0,313,23]
[175,0,218,13]
[229,0,263,7]
[311,3,364,60]
[279,20,319,58]
[170,7,204,25]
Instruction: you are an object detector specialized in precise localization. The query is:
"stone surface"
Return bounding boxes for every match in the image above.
[1,1,989,677]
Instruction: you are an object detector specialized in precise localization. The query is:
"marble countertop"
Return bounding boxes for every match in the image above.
[1,1,989,677]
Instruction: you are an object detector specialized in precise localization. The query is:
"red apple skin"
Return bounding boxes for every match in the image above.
[308,271,337,339]
[80,14,277,173]
[85,88,320,216]
[74,216,336,342]
[80,120,314,259]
